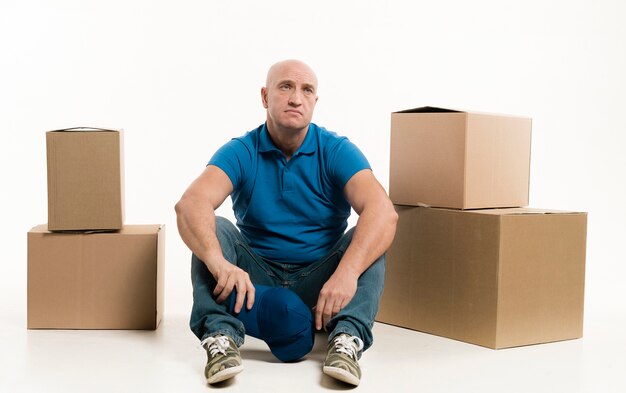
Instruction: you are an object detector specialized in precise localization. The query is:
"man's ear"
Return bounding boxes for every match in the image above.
[261,87,268,108]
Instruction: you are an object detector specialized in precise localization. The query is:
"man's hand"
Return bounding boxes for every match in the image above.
[210,258,255,314]
[314,268,359,331]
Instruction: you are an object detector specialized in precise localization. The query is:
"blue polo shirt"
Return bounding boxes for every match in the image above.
[208,123,370,264]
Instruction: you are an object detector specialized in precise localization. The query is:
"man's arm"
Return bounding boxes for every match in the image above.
[314,169,398,330]
[175,165,255,313]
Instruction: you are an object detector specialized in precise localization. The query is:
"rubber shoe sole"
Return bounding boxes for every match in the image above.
[323,365,360,386]
[207,364,244,384]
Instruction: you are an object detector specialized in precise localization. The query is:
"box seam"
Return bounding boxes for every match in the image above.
[462,114,469,207]
[494,216,502,348]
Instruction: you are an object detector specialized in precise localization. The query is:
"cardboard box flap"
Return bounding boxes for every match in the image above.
[468,207,585,216]
[30,224,162,235]
[119,224,163,234]
[393,106,531,120]
[394,106,462,114]
[28,224,48,233]
[47,127,121,133]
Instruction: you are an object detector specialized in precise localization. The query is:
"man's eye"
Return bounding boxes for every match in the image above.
[280,85,291,90]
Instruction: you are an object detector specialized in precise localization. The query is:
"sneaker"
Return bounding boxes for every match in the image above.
[323,334,364,386]
[201,334,243,384]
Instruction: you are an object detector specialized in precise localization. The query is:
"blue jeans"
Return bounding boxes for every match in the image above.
[190,216,386,353]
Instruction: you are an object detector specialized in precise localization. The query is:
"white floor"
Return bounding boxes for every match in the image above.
[2,302,625,393]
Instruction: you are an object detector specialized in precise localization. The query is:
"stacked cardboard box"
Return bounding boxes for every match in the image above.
[27,128,164,330]
[46,128,125,231]
[377,107,587,349]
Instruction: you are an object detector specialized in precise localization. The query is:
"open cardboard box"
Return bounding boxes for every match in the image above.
[27,224,165,330]
[377,206,587,349]
[46,127,124,231]
[390,107,532,209]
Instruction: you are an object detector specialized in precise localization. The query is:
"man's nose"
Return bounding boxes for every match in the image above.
[288,89,302,106]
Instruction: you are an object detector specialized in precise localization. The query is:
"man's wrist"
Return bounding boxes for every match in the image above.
[202,252,227,276]
[335,260,361,280]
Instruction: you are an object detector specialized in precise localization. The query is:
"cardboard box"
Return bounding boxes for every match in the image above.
[47,127,124,231]
[390,107,532,209]
[377,206,587,349]
[27,224,165,330]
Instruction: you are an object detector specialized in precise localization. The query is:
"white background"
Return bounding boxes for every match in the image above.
[1,0,625,391]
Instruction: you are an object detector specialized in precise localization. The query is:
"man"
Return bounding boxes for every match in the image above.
[175,59,397,386]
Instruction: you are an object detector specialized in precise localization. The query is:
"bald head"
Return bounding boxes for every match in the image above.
[261,59,319,140]
[265,59,318,91]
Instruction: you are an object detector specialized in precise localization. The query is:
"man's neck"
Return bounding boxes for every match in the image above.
[266,123,309,160]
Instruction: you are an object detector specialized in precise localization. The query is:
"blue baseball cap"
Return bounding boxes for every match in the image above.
[230,285,314,362]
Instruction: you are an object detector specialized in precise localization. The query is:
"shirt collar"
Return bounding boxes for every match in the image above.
[259,123,280,153]
[259,123,317,156]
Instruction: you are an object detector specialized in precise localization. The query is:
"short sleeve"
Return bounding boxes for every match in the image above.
[326,137,371,190]
[207,138,253,191]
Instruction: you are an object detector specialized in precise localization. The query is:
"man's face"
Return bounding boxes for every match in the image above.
[262,61,318,133]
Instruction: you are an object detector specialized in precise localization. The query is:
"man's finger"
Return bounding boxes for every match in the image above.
[322,301,335,331]
[245,280,255,310]
[233,280,246,314]
[213,276,226,297]
[216,275,236,303]
[315,300,325,330]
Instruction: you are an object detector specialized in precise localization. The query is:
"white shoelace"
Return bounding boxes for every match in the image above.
[333,335,364,359]
[200,335,230,358]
